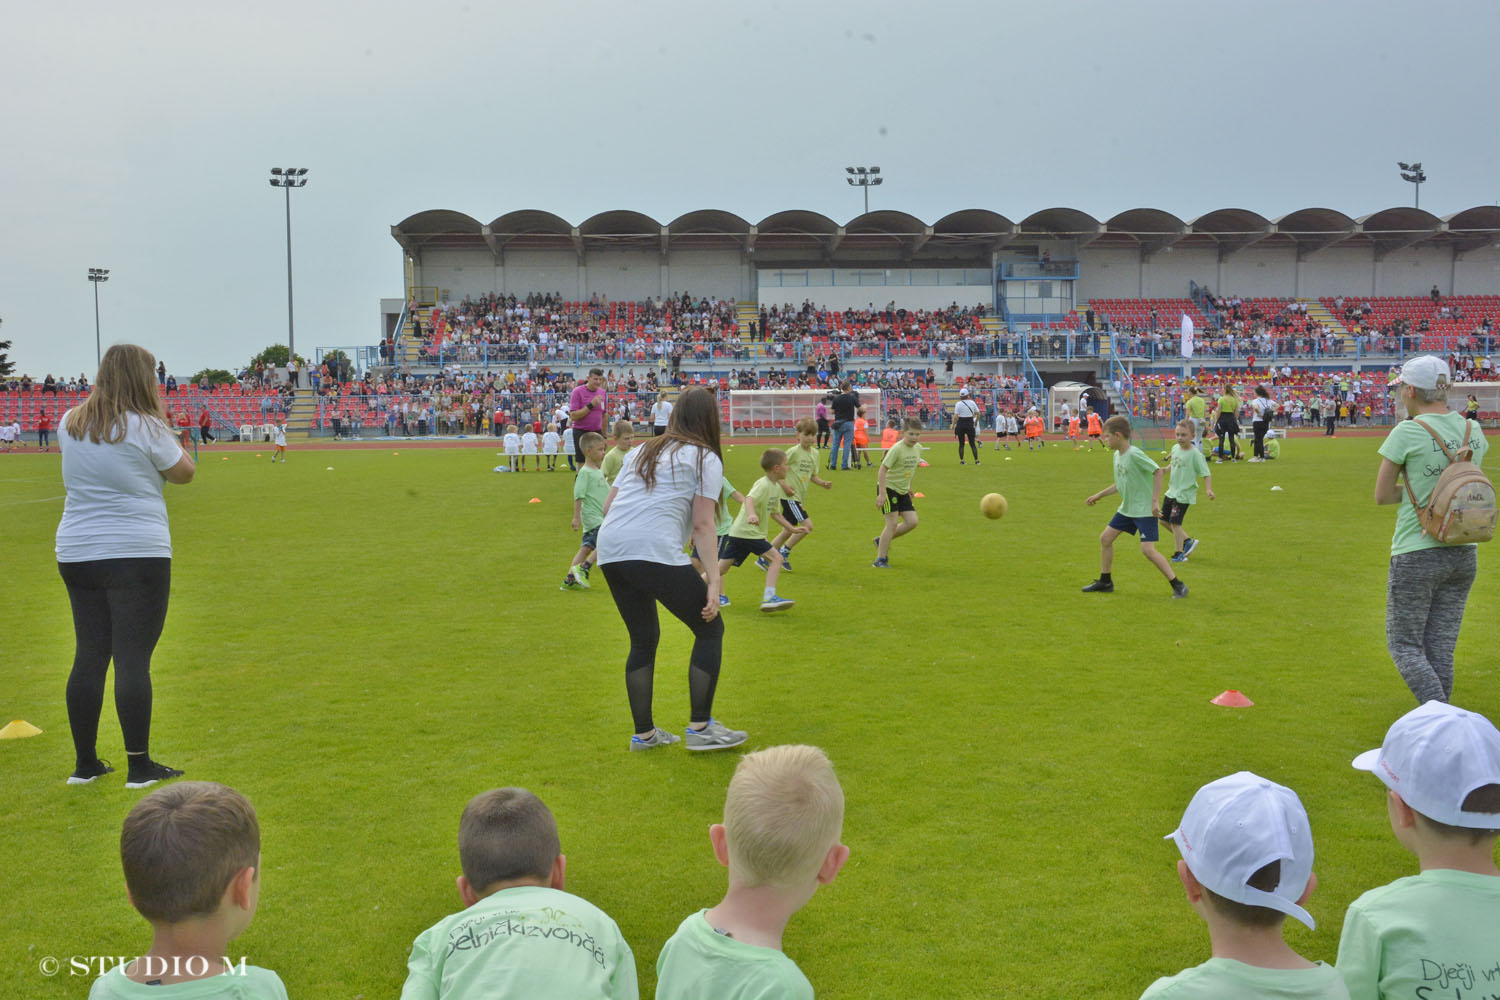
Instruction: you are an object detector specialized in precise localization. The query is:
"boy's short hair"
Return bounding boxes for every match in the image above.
[723,745,844,889]
[856,405,867,416]
[1168,771,1316,930]
[1103,415,1132,437]
[121,782,260,924]
[902,417,923,431]
[458,788,560,892]
[795,417,816,435]
[887,417,900,428]
[1175,418,1195,433]
[578,431,605,451]
[506,424,518,432]
[760,448,787,471]
[612,420,634,437]
[1353,702,1500,843]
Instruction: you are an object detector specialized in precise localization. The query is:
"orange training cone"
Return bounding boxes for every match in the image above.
[912,492,925,498]
[1210,690,1254,707]
[528,497,541,503]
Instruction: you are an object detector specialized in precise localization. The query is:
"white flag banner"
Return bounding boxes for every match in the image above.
[1180,313,1195,358]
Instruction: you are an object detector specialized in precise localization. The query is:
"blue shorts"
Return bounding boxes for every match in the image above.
[580,526,599,550]
[1108,511,1160,542]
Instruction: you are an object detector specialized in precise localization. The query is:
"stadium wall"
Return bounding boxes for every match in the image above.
[412,248,751,303]
[756,285,990,312]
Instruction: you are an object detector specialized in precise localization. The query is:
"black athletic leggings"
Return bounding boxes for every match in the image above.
[816,418,830,448]
[600,560,724,733]
[58,558,171,767]
[955,418,978,461]
[1252,419,1269,458]
[1216,415,1240,459]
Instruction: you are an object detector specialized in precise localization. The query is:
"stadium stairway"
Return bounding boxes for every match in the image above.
[1302,299,1349,335]
[287,389,318,434]
[736,300,757,338]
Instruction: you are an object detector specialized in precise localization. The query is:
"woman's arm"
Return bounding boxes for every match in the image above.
[1374,458,1403,505]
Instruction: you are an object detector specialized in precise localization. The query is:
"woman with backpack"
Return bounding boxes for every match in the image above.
[1374,356,1491,704]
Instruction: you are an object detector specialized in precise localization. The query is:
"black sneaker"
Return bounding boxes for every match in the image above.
[1171,582,1190,599]
[125,760,184,789]
[1081,579,1114,593]
[67,759,115,785]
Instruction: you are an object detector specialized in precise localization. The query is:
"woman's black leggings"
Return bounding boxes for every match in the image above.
[600,560,724,733]
[58,558,171,767]
[955,419,978,461]
[1252,419,1269,458]
[816,418,830,449]
[1217,416,1240,459]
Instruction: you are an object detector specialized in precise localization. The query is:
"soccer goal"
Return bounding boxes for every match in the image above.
[726,389,881,437]
[1453,382,1500,424]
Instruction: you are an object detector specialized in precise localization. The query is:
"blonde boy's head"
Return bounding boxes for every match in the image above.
[579,431,607,462]
[1103,415,1132,438]
[723,745,844,889]
[795,417,816,442]
[121,782,260,924]
[612,420,635,444]
[506,424,518,434]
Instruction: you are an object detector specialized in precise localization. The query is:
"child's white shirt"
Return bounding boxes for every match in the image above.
[503,432,521,454]
[562,428,575,450]
[542,431,561,454]
[521,431,539,454]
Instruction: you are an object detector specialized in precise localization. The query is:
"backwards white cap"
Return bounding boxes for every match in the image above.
[1167,771,1316,929]
[1353,701,1500,827]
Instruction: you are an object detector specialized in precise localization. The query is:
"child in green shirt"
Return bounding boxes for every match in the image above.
[717,448,805,613]
[600,420,635,485]
[766,417,832,572]
[1161,419,1216,563]
[563,432,609,591]
[873,418,923,568]
[1083,415,1187,597]
[655,745,849,1000]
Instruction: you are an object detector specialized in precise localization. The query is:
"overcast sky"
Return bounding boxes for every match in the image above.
[3,0,1497,379]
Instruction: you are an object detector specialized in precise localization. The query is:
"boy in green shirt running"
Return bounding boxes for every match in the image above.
[1162,419,1216,563]
[1139,772,1346,1000]
[873,418,924,568]
[655,745,849,1000]
[88,782,291,999]
[1336,702,1500,1000]
[600,420,635,485]
[717,448,805,612]
[400,788,637,1000]
[1082,415,1187,597]
[765,417,832,572]
[563,432,609,591]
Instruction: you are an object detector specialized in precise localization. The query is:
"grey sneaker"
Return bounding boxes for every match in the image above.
[684,719,748,752]
[630,728,682,751]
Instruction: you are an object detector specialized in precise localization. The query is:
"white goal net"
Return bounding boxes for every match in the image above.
[726,389,882,437]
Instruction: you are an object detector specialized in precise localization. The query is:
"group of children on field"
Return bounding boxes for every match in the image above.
[501,421,569,472]
[82,699,1499,1000]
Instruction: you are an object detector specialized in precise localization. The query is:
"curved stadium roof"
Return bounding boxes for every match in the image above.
[392,206,1500,265]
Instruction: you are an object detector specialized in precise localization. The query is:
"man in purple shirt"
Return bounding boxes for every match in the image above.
[568,368,608,463]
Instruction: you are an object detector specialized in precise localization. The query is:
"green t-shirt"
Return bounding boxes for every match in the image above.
[784,444,820,503]
[1112,445,1160,517]
[1216,394,1239,415]
[601,446,629,485]
[880,439,923,495]
[1376,412,1489,556]
[715,477,737,536]
[1166,444,1211,505]
[88,965,289,1000]
[573,465,610,531]
[399,884,637,1000]
[1335,868,1500,1000]
[1185,395,1206,421]
[1139,958,1348,1000]
[655,910,813,1000]
[729,475,781,540]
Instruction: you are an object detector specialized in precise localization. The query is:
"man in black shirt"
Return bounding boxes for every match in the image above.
[828,381,860,471]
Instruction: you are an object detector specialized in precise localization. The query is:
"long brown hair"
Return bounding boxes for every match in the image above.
[66,344,171,443]
[630,387,722,495]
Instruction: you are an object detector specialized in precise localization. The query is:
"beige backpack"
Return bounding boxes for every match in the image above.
[1404,418,1496,544]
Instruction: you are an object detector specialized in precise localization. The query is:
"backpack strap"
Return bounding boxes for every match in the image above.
[1401,417,1471,509]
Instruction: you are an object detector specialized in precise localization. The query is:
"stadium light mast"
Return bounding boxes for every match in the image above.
[1398,161,1426,209]
[268,167,309,373]
[845,165,883,214]
[87,268,110,368]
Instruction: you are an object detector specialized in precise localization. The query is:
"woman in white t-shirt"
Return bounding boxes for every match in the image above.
[595,387,744,752]
[650,392,673,437]
[1248,385,1276,462]
[56,344,195,788]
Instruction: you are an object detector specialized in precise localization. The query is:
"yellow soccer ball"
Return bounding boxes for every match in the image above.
[980,492,1008,519]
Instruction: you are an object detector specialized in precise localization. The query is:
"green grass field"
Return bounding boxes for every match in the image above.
[2,434,1496,999]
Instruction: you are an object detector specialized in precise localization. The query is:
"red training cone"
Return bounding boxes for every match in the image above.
[1210,689,1254,707]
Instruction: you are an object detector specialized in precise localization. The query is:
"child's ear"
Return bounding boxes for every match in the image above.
[816,844,850,886]
[1388,789,1417,830]
[1295,872,1318,907]
[228,866,257,910]
[457,875,480,908]
[550,854,566,891]
[709,824,730,868]
[1176,860,1204,904]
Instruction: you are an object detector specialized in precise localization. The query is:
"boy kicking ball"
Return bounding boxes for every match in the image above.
[764,418,832,572]
[719,448,804,612]
[1082,415,1187,598]
[1162,419,1215,563]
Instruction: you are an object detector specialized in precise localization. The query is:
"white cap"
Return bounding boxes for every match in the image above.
[1352,701,1500,827]
[1166,771,1316,929]
[959,387,969,396]
[1387,355,1450,390]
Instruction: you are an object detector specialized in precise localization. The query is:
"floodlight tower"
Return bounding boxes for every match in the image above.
[1398,161,1426,209]
[845,165,883,214]
[87,268,110,367]
[268,167,309,369]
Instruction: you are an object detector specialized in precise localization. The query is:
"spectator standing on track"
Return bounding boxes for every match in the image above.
[1248,385,1275,463]
[568,368,607,466]
[827,381,859,472]
[953,388,981,465]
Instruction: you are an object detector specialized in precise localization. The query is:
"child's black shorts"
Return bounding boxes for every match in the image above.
[882,488,916,514]
[718,534,772,566]
[780,498,808,525]
[1158,497,1190,526]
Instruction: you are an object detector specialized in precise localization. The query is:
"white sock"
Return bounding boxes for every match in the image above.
[763,586,774,600]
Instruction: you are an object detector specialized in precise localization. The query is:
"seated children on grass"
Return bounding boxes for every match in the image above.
[1083,415,1187,598]
[91,781,289,998]
[767,417,832,572]
[1141,771,1347,999]
[400,787,637,1000]
[718,448,804,613]
[563,432,609,591]
[1335,702,1500,1000]
[655,745,848,1000]
[1161,419,1215,564]
[601,421,635,484]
